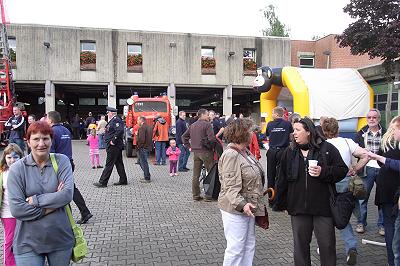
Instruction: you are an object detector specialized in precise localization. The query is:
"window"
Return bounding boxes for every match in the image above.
[201,47,216,75]
[243,49,257,75]
[119,98,128,106]
[299,57,314,68]
[80,41,96,71]
[134,101,167,112]
[127,43,143,73]
[375,92,398,112]
[79,98,95,105]
[97,98,108,105]
[8,37,16,69]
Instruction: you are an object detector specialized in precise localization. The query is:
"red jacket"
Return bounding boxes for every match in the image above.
[153,120,169,142]
[249,132,261,160]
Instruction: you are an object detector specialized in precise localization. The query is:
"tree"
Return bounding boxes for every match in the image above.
[336,0,400,125]
[261,4,290,37]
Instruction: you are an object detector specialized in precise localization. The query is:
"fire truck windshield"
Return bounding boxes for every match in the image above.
[134,101,167,113]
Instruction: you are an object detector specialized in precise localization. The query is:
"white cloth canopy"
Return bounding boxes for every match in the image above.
[296,68,371,120]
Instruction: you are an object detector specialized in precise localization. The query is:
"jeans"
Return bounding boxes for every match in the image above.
[336,176,357,254]
[221,210,255,266]
[14,248,72,266]
[155,141,166,164]
[9,138,25,152]
[358,166,384,227]
[178,144,190,170]
[382,203,397,266]
[139,148,151,180]
[98,133,105,149]
[393,210,400,266]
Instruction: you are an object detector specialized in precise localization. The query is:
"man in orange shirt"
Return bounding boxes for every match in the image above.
[153,115,169,165]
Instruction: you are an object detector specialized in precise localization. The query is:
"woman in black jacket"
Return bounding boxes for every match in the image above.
[274,117,348,266]
[375,116,400,266]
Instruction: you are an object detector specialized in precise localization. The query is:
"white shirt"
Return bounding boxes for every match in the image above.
[1,170,14,218]
[327,137,359,169]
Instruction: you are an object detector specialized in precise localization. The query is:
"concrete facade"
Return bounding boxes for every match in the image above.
[8,23,290,120]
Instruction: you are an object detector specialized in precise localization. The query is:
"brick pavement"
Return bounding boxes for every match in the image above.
[0,141,389,265]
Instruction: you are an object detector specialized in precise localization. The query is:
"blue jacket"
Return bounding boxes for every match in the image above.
[175,118,187,145]
[51,124,73,161]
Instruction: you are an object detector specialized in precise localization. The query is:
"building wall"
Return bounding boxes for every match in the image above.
[8,24,291,86]
[292,34,382,69]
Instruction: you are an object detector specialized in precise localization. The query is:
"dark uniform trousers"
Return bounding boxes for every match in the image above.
[99,145,128,185]
[266,147,283,189]
[70,160,90,217]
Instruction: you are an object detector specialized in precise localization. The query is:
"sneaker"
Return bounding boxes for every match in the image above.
[346,249,357,265]
[92,166,95,169]
[317,247,320,255]
[97,165,103,168]
[169,173,174,177]
[174,173,178,176]
[355,224,365,234]
[378,227,385,236]
[139,178,151,183]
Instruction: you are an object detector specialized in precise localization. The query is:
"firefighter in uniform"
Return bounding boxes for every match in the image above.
[94,106,128,187]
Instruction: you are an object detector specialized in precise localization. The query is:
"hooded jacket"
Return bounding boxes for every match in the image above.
[274,141,348,217]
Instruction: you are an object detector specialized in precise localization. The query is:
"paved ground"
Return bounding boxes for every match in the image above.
[1,141,389,265]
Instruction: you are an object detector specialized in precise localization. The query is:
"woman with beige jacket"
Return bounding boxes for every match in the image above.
[218,118,266,266]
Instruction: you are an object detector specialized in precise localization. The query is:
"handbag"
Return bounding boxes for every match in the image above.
[50,154,88,262]
[229,146,269,229]
[344,139,368,200]
[328,185,355,230]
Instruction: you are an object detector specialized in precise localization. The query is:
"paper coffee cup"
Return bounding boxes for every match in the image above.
[308,160,318,167]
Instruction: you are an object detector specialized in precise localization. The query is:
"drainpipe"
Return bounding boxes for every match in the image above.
[323,50,331,69]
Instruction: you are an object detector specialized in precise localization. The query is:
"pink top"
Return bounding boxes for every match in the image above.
[87,135,99,149]
[166,146,181,161]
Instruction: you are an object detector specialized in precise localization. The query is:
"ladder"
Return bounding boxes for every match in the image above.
[0,0,15,142]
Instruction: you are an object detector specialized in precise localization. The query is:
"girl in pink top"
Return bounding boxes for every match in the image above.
[87,128,103,169]
[166,139,181,176]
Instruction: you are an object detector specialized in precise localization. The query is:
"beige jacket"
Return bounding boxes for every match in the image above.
[218,144,266,216]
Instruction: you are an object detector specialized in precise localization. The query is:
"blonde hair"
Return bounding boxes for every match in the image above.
[0,143,24,171]
[381,115,400,152]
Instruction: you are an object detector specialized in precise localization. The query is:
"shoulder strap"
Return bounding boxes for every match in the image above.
[49,153,76,227]
[344,138,353,159]
[229,146,265,185]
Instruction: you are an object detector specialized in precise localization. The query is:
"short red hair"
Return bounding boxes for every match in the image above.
[26,121,53,140]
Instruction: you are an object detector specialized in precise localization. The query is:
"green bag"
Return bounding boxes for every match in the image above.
[50,154,88,262]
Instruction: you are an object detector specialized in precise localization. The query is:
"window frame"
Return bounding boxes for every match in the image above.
[299,57,315,68]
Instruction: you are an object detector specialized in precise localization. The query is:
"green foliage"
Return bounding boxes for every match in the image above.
[243,58,257,71]
[201,57,216,69]
[127,54,143,66]
[80,51,96,65]
[261,4,290,37]
[9,48,16,62]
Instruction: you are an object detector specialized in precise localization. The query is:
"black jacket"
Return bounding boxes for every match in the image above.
[354,124,386,149]
[376,146,400,206]
[137,123,153,150]
[104,115,124,149]
[274,141,348,217]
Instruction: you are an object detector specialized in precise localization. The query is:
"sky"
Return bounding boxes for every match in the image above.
[5,0,355,40]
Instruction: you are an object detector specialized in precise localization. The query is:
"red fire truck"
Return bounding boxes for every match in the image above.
[123,94,176,157]
[0,0,17,145]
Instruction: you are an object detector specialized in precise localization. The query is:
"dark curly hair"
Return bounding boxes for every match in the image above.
[224,118,254,144]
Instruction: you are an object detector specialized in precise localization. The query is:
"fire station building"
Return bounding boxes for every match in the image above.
[7,24,290,123]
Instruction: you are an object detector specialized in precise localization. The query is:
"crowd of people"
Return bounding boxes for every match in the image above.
[0,104,398,266]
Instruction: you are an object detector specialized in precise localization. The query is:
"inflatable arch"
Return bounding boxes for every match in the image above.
[254,66,374,134]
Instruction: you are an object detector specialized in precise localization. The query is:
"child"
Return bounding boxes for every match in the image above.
[166,139,181,176]
[0,143,23,266]
[87,128,103,169]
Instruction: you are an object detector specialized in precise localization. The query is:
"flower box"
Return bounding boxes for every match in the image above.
[201,56,216,75]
